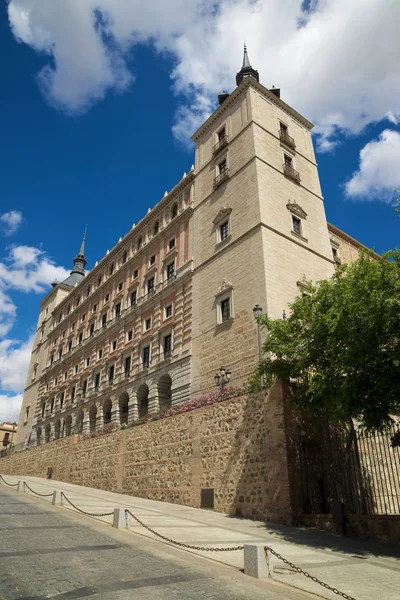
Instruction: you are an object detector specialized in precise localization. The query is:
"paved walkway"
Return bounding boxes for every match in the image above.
[2,474,399,600]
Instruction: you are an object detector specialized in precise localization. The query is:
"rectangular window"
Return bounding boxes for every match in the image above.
[86,357,90,367]
[58,348,62,360]
[109,365,115,382]
[109,263,114,276]
[81,313,86,322]
[218,158,227,175]
[82,379,87,395]
[112,340,117,351]
[166,262,175,280]
[292,216,301,235]
[127,329,133,342]
[168,237,176,251]
[64,371,68,381]
[72,322,76,330]
[50,398,55,413]
[68,340,72,352]
[122,251,127,263]
[124,356,131,376]
[71,386,76,402]
[42,403,46,417]
[142,346,150,368]
[284,154,292,167]
[60,392,64,410]
[98,349,103,360]
[105,293,109,303]
[130,290,137,307]
[62,331,66,339]
[74,364,78,374]
[163,334,172,357]
[221,298,231,322]
[218,127,226,142]
[147,277,155,295]
[145,317,151,331]
[94,373,101,389]
[150,254,156,266]
[24,406,30,423]
[115,302,121,318]
[165,304,172,319]
[102,313,107,328]
[133,269,138,279]
[92,303,97,313]
[280,123,288,134]
[118,282,123,292]
[50,355,54,366]
[220,220,229,241]
[78,332,83,344]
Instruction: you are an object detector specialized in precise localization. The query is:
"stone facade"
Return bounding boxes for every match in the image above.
[4,385,299,525]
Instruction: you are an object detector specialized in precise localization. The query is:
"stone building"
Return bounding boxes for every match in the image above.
[15,47,372,447]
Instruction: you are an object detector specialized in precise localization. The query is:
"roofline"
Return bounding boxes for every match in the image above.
[327,222,381,259]
[40,282,73,307]
[191,77,314,142]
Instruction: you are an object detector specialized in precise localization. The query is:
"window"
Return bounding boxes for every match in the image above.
[68,340,72,352]
[64,371,68,381]
[82,379,88,395]
[40,329,44,342]
[60,392,64,410]
[62,330,66,339]
[71,385,76,402]
[122,251,128,264]
[102,313,107,328]
[78,332,83,345]
[145,317,151,331]
[171,203,178,219]
[142,345,150,368]
[24,406,30,424]
[90,322,95,336]
[133,269,139,279]
[98,275,102,286]
[58,348,62,360]
[105,293,109,303]
[74,364,78,374]
[98,349,103,360]
[150,254,156,266]
[280,122,288,134]
[124,356,131,376]
[137,236,142,250]
[127,330,133,342]
[45,307,49,317]
[163,334,172,357]
[50,354,54,366]
[81,313,86,322]
[130,290,137,307]
[108,365,115,382]
[55,377,58,386]
[147,277,155,295]
[112,340,117,351]
[218,158,227,175]
[32,365,38,380]
[220,220,229,241]
[86,357,90,367]
[118,282,123,292]
[109,263,114,276]
[292,216,301,236]
[284,154,292,168]
[168,237,176,251]
[42,403,46,417]
[92,303,97,313]
[218,126,226,143]
[153,221,159,235]
[165,304,172,319]
[115,302,121,318]
[86,286,91,297]
[50,398,55,413]
[166,262,175,280]
[94,372,101,389]
[76,296,81,306]
[220,297,231,322]
[72,322,76,330]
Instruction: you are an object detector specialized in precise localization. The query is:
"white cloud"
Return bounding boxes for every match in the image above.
[7,0,400,149]
[0,337,34,393]
[345,129,400,201]
[0,210,23,236]
[0,394,23,423]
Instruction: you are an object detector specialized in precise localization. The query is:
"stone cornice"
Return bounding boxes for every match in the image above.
[191,78,314,142]
[327,222,380,258]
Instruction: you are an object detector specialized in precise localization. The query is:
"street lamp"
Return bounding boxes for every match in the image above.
[253,304,264,389]
[215,366,231,390]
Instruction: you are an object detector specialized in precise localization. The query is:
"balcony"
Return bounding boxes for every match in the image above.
[213,134,228,155]
[214,168,229,188]
[283,163,301,184]
[279,130,296,150]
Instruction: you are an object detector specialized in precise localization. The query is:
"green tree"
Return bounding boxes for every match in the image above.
[255,251,400,431]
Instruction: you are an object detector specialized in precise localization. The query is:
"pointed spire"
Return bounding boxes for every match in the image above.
[78,225,87,256]
[236,43,259,87]
[59,227,88,287]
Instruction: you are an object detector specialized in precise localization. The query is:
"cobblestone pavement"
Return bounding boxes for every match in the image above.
[0,488,315,600]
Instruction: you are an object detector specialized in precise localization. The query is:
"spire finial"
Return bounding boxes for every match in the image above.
[242,43,251,69]
[79,225,87,256]
[236,43,259,86]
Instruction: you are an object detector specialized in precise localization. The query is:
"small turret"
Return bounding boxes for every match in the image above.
[236,44,259,86]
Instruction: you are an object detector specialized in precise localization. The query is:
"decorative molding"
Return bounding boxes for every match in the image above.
[287,201,307,220]
[330,237,340,250]
[213,206,232,224]
[215,279,234,298]
[296,274,308,289]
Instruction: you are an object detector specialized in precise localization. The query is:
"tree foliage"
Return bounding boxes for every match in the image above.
[256,251,400,430]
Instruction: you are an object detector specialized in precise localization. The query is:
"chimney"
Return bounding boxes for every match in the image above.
[218,92,230,106]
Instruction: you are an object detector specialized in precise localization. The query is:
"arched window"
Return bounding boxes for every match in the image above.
[137,384,149,419]
[103,399,112,424]
[119,392,129,425]
[158,374,172,412]
[89,405,97,433]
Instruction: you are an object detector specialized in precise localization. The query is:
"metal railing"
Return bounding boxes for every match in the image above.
[214,168,229,188]
[283,163,301,183]
[213,134,228,154]
[279,129,296,149]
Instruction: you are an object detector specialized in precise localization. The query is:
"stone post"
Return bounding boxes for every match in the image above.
[82,409,90,434]
[48,423,55,442]
[111,400,120,426]
[148,387,159,415]
[127,396,138,424]
[96,404,104,431]
[243,544,270,579]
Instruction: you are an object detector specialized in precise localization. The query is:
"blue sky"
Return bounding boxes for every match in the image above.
[0,0,399,421]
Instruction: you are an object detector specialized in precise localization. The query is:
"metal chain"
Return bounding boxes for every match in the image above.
[23,481,54,498]
[0,474,18,487]
[125,509,243,552]
[264,546,357,600]
[60,492,114,517]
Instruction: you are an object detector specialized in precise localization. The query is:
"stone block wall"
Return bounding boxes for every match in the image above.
[0,384,299,525]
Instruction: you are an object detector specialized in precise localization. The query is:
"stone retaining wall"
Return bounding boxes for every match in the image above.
[0,383,299,524]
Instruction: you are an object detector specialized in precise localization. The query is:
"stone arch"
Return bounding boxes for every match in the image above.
[103,398,112,424]
[36,427,42,446]
[65,415,72,437]
[54,420,61,440]
[119,392,129,425]
[45,423,51,443]
[158,374,172,412]
[137,384,149,419]
[76,409,84,435]
[89,405,97,433]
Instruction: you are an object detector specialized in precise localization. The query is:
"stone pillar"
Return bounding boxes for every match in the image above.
[60,420,65,438]
[96,404,104,431]
[148,386,159,415]
[111,400,120,426]
[82,409,90,434]
[71,415,77,435]
[48,423,55,442]
[127,397,138,424]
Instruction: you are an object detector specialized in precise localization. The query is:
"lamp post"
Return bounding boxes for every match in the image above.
[214,366,231,390]
[8,421,17,456]
[253,304,264,389]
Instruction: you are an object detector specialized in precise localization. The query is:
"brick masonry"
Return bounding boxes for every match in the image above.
[1,383,299,525]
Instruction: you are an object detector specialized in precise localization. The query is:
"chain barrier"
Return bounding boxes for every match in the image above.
[60,492,114,518]
[23,481,54,498]
[125,509,243,552]
[264,546,357,600]
[0,474,18,487]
